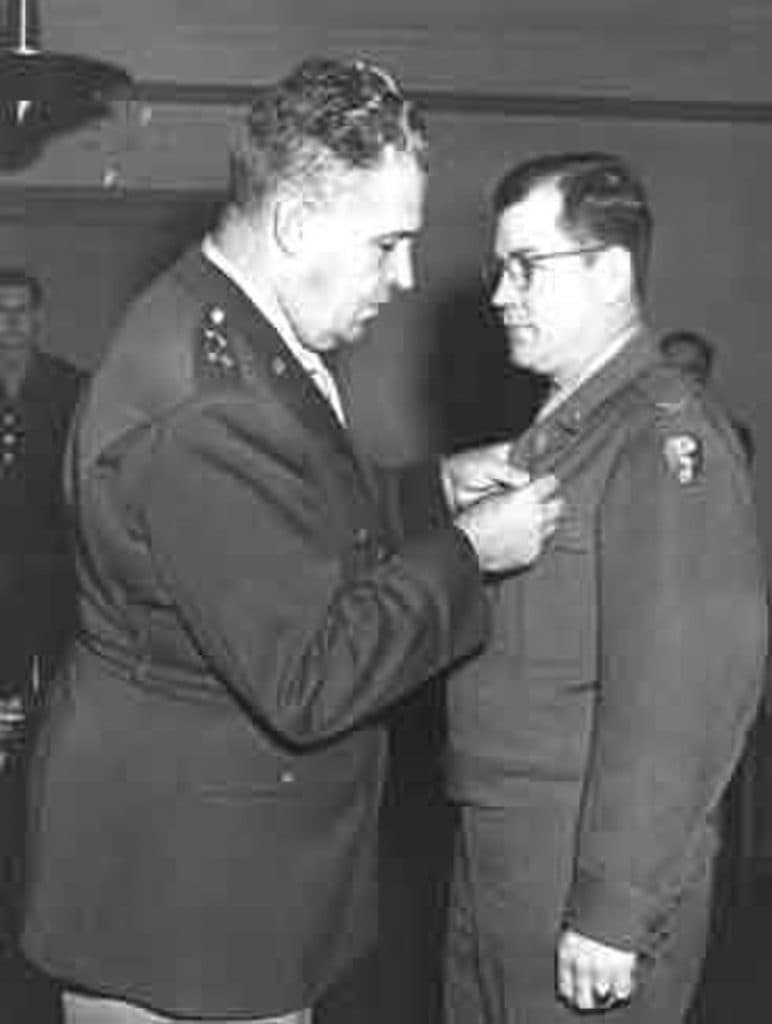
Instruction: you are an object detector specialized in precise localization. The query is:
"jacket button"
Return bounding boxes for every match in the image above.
[280,770,295,784]
[355,527,369,545]
[271,356,287,376]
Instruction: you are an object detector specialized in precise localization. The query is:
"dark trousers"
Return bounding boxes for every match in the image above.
[443,795,713,1024]
[0,720,61,1021]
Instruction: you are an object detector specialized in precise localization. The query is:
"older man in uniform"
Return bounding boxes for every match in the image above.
[21,59,560,1024]
[443,152,767,1022]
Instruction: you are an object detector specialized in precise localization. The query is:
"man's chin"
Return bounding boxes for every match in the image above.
[506,332,535,366]
[340,319,373,345]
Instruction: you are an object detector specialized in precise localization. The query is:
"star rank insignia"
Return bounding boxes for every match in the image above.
[663,433,703,484]
[198,305,237,374]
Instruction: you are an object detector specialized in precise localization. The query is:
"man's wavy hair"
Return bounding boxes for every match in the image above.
[229,57,428,212]
[492,152,653,299]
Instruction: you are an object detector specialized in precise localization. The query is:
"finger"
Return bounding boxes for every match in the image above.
[557,950,575,1005]
[528,473,560,501]
[505,466,532,489]
[594,990,616,1011]
[486,462,532,490]
[610,960,635,1002]
[541,499,564,532]
[590,963,616,1010]
[488,440,518,461]
[573,954,595,1011]
[472,440,521,473]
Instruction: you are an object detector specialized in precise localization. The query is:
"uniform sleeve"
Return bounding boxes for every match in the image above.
[565,410,768,951]
[137,399,488,745]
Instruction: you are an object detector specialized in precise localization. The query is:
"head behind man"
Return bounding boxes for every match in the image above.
[660,328,714,386]
[0,268,42,362]
[215,57,428,353]
[487,152,652,389]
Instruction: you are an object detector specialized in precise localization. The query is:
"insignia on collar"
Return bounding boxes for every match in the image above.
[198,305,236,372]
[663,433,702,484]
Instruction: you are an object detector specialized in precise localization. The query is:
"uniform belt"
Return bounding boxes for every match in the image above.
[73,632,232,705]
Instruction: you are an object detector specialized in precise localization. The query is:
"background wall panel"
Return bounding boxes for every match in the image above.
[30,0,772,102]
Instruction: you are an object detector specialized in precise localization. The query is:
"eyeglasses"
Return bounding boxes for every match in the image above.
[483,245,608,293]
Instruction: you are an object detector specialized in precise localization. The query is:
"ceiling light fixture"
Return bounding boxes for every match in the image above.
[0,0,132,171]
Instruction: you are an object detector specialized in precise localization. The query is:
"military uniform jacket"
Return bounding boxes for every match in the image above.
[446,330,767,954]
[22,248,488,1018]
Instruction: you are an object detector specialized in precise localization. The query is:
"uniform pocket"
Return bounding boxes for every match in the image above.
[520,521,596,676]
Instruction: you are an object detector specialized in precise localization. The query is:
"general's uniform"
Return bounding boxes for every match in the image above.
[444,331,768,1023]
[22,249,489,1020]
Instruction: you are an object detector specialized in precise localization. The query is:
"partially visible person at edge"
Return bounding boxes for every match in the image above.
[660,327,755,462]
[0,268,84,1020]
[0,269,84,751]
[442,152,767,1022]
[21,58,561,1024]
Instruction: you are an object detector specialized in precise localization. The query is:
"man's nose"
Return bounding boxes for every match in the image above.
[492,272,526,307]
[386,243,415,292]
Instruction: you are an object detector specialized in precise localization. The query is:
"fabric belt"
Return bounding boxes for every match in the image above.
[73,633,231,705]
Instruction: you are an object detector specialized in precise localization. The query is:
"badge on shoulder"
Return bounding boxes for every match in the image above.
[663,433,703,484]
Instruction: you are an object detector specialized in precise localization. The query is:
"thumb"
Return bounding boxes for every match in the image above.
[528,473,560,500]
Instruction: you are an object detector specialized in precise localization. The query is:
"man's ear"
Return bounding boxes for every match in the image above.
[595,245,633,301]
[272,193,312,257]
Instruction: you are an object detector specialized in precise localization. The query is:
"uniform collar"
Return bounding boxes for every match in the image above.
[508,326,660,470]
[201,236,345,423]
[539,325,659,436]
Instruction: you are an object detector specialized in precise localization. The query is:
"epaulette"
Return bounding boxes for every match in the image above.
[194,304,244,388]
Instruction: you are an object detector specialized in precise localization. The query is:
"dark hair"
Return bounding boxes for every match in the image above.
[660,328,715,381]
[0,267,43,308]
[229,57,428,212]
[492,152,652,298]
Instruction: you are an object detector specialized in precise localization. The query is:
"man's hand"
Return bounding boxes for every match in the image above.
[455,474,562,572]
[441,442,531,513]
[557,929,636,1012]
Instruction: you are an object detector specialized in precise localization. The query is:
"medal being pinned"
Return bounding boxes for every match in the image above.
[663,433,703,484]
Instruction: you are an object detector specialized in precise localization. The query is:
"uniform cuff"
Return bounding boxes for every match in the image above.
[564,868,653,952]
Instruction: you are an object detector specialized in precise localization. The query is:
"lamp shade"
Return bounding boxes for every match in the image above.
[0,16,132,171]
[0,48,131,103]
